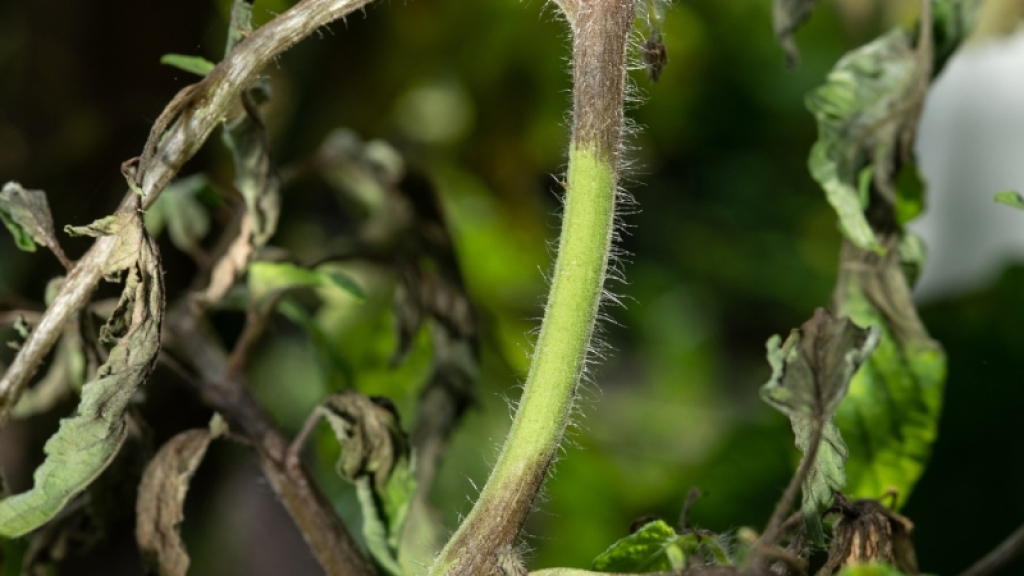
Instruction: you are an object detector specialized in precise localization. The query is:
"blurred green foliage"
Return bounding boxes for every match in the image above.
[0,0,1022,574]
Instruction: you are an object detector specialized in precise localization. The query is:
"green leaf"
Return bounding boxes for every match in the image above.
[248,261,365,305]
[144,174,211,253]
[771,0,821,68]
[994,190,1024,210]
[806,29,920,253]
[761,308,880,545]
[314,391,415,576]
[591,521,684,572]
[0,182,63,259]
[834,240,945,509]
[277,298,352,390]
[0,212,163,537]
[159,54,216,76]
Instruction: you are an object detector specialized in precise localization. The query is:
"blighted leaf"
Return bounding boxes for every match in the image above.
[159,54,216,77]
[994,190,1024,210]
[761,308,880,545]
[313,391,415,576]
[0,212,163,537]
[772,0,820,68]
[145,174,211,254]
[136,429,213,576]
[833,238,945,508]
[248,261,364,305]
[0,183,69,265]
[222,82,279,248]
[819,498,918,576]
[806,29,920,253]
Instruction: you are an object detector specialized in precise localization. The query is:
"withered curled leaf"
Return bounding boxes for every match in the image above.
[819,498,919,575]
[136,428,215,576]
[761,308,880,545]
[0,210,164,537]
[310,391,415,576]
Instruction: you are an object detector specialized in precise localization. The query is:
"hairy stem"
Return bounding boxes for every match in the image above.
[428,0,635,573]
[0,0,375,427]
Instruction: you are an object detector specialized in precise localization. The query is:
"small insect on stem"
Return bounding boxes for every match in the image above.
[639,0,668,82]
[640,33,668,83]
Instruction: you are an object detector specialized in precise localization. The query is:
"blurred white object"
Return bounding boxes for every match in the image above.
[912,29,1024,301]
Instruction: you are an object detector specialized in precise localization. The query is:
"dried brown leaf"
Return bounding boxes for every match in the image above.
[135,429,213,576]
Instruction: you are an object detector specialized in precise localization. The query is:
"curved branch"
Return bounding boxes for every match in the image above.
[0,0,375,427]
[958,523,1024,576]
[428,0,635,573]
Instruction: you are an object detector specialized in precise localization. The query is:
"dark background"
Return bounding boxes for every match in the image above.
[0,0,1022,574]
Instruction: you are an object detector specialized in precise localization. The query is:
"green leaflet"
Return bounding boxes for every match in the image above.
[761,309,880,545]
[144,174,211,254]
[994,190,1024,210]
[590,520,730,572]
[806,29,919,253]
[0,211,163,537]
[248,261,365,305]
[0,183,63,260]
[315,391,416,576]
[834,239,946,508]
[159,54,216,77]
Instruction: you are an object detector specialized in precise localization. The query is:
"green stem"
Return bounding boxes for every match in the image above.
[428,0,634,573]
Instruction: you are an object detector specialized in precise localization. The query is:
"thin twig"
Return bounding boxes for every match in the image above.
[0,0,377,428]
[224,294,284,379]
[958,523,1024,576]
[758,421,825,547]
